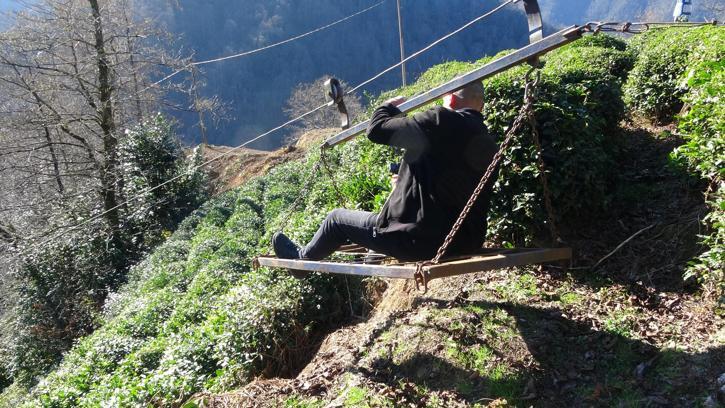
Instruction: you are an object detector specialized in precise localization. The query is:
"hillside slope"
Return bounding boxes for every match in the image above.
[199,121,724,407]
[202,129,338,194]
[2,27,723,407]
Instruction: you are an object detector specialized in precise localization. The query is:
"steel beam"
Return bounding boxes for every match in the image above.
[256,257,415,279]
[256,247,572,281]
[423,247,572,281]
[523,0,544,43]
[322,25,583,148]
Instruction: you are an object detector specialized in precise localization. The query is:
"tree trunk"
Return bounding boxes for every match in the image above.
[42,126,65,194]
[89,0,122,249]
[191,67,208,144]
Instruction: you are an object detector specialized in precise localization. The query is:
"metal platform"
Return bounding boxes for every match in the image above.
[256,247,572,283]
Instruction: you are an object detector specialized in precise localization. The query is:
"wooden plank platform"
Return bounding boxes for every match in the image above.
[256,247,572,282]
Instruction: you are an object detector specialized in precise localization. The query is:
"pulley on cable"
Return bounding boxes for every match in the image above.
[324,78,350,130]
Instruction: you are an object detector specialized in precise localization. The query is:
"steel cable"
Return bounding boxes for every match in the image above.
[6,0,516,262]
[148,0,388,88]
[347,0,516,95]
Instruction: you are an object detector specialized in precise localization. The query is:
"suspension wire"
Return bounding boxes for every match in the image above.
[148,0,388,88]
[6,0,516,262]
[8,102,328,262]
[346,0,515,95]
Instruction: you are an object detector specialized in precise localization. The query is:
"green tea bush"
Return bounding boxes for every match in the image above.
[480,44,630,243]
[624,26,722,123]
[624,26,724,301]
[545,45,634,83]
[364,44,631,244]
[566,34,628,51]
[669,29,724,301]
[8,155,354,406]
[2,37,641,406]
[542,46,631,127]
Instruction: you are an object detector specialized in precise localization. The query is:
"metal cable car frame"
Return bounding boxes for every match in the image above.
[256,0,579,284]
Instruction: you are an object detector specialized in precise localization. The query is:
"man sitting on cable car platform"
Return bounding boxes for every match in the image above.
[272,81,499,276]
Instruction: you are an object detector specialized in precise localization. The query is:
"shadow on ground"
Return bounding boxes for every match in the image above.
[554,125,707,295]
[355,297,723,407]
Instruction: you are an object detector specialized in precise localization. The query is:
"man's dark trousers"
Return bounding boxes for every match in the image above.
[299,209,436,262]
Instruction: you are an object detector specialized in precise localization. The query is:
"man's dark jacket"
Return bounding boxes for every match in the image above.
[366,103,499,257]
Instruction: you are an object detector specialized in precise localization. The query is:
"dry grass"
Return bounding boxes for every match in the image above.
[201,128,338,194]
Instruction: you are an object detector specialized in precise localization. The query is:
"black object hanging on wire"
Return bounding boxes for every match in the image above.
[324,78,350,130]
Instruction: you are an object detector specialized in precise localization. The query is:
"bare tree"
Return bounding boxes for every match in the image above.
[0,0,188,252]
[284,75,363,142]
[0,1,212,384]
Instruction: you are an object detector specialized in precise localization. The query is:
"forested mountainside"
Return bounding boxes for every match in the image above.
[2,1,721,147]
[136,0,723,148]
[141,0,532,148]
[543,0,723,26]
[1,25,721,407]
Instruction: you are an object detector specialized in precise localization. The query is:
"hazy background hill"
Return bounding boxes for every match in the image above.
[3,0,722,148]
[145,0,722,148]
[141,0,531,149]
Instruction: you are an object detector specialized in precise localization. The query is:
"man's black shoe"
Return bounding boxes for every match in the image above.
[272,232,300,259]
[271,232,309,279]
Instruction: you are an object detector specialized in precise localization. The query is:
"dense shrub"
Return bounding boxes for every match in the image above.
[9,234,118,386]
[668,29,724,301]
[2,115,209,389]
[481,57,626,243]
[120,114,208,251]
[1,36,645,406]
[624,26,722,122]
[366,42,631,244]
[566,34,628,51]
[621,26,724,301]
[2,154,356,406]
[545,45,634,83]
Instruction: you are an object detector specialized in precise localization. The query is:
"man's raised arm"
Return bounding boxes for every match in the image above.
[366,96,434,149]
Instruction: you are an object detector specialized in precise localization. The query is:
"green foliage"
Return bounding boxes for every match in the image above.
[483,44,630,243]
[5,151,356,406]
[6,26,724,406]
[565,34,628,51]
[332,140,400,213]
[367,59,487,112]
[3,115,209,389]
[10,235,115,386]
[624,26,723,123]
[120,114,209,250]
[368,42,632,244]
[624,25,724,301]
[668,30,724,301]
[545,45,634,84]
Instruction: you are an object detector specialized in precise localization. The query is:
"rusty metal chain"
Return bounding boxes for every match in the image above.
[526,74,560,245]
[320,149,347,208]
[582,20,718,35]
[414,68,542,292]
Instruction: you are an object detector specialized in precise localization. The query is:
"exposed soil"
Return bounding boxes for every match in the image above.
[202,128,338,194]
[193,123,724,407]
